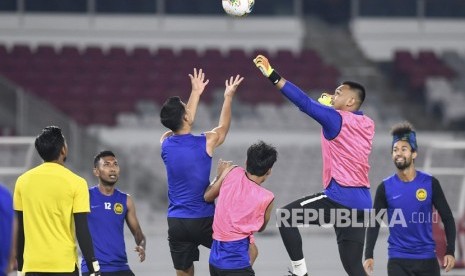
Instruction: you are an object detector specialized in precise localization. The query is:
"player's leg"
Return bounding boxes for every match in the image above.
[334,206,366,276]
[387,258,413,276]
[277,192,331,276]
[337,240,365,276]
[168,218,199,276]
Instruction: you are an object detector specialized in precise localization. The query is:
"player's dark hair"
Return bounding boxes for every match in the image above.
[160,96,186,132]
[391,121,417,152]
[34,126,65,162]
[246,141,278,177]
[342,81,366,106]
[94,150,116,168]
[391,121,415,137]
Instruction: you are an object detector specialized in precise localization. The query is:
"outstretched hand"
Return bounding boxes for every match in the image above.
[189,68,209,96]
[253,55,274,77]
[224,75,244,98]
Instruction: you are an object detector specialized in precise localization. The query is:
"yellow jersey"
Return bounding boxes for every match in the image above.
[13,162,89,272]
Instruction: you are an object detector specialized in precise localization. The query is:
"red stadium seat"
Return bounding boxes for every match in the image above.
[107,46,128,61]
[11,44,33,59]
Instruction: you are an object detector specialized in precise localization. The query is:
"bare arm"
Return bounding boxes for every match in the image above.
[125,195,146,262]
[204,160,236,202]
[186,68,209,122]
[258,199,274,232]
[205,75,244,156]
[249,242,258,266]
[159,68,208,143]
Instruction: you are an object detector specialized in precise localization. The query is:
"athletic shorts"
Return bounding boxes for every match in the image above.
[167,216,214,270]
[278,192,366,244]
[82,270,135,276]
[209,264,255,276]
[388,258,440,276]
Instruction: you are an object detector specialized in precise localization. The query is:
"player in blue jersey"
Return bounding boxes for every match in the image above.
[0,184,15,276]
[81,150,146,276]
[254,55,374,276]
[160,68,244,276]
[364,121,456,276]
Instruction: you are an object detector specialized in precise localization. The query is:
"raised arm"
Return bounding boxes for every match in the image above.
[205,75,244,156]
[186,68,209,123]
[204,160,236,202]
[125,195,146,262]
[253,55,341,139]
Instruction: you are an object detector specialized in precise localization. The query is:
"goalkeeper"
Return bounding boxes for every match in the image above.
[254,55,375,276]
[14,126,101,276]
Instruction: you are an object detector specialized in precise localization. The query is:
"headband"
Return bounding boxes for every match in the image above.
[392,131,417,151]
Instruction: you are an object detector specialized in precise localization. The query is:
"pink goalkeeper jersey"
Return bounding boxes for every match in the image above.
[321,110,374,189]
[213,167,274,242]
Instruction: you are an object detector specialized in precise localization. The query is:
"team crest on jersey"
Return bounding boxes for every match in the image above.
[416,188,427,201]
[114,203,124,214]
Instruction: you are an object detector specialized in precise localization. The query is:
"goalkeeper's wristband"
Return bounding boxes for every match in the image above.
[86,258,101,275]
[268,70,282,85]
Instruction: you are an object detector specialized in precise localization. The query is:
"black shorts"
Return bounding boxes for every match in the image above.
[277,192,366,244]
[82,270,135,276]
[388,258,440,276]
[167,216,214,270]
[209,264,255,276]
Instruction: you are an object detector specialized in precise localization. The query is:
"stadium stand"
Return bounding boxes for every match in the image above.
[0,44,340,126]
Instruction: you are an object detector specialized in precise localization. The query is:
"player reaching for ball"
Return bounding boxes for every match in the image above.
[253,55,375,276]
[160,68,244,276]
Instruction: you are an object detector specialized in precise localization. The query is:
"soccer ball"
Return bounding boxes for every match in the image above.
[222,0,255,17]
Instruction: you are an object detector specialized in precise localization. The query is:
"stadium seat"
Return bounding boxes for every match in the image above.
[11,44,33,59]
[60,46,81,60]
[131,47,152,60]
[83,46,105,61]
[107,46,128,60]
[35,45,57,59]
[0,44,9,60]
